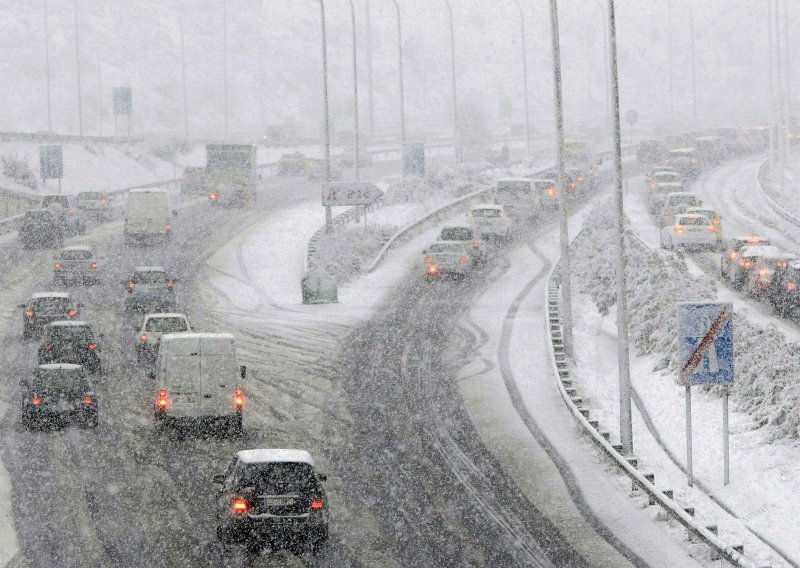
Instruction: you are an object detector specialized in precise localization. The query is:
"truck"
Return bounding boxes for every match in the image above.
[205,144,258,208]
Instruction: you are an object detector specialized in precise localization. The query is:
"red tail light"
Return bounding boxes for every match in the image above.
[83,396,94,405]
[32,396,42,406]
[708,225,716,232]
[167,279,174,291]
[460,256,468,265]
[729,251,738,260]
[472,240,479,248]
[140,334,148,342]
[100,198,108,205]
[776,261,787,268]
[547,187,557,197]
[758,268,768,277]
[158,390,169,408]
[165,223,172,232]
[45,343,53,351]
[54,263,62,270]
[310,499,324,510]
[209,192,218,201]
[570,182,577,189]
[128,282,134,293]
[234,388,244,409]
[788,282,796,291]
[68,309,78,317]
[651,183,657,189]
[91,262,98,270]
[427,265,440,276]
[25,309,34,318]
[231,497,249,514]
[498,210,504,217]
[424,256,432,264]
[674,226,684,233]
[740,260,753,268]
[88,343,98,351]
[712,218,720,225]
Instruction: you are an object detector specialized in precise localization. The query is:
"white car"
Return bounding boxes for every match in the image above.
[660,214,718,250]
[647,181,684,213]
[685,207,722,242]
[423,241,476,278]
[658,192,702,227]
[467,203,512,240]
[135,313,192,364]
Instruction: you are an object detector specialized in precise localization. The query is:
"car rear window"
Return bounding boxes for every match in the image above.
[146,317,188,333]
[78,192,102,200]
[25,211,54,221]
[31,297,71,312]
[42,196,68,207]
[46,326,93,343]
[237,462,317,493]
[670,196,698,206]
[679,216,710,226]
[59,250,93,260]
[439,227,472,241]
[430,243,464,254]
[133,271,168,284]
[472,209,501,218]
[32,369,88,393]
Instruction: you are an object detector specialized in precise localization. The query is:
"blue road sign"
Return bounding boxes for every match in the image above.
[113,87,132,115]
[39,145,63,179]
[677,302,734,386]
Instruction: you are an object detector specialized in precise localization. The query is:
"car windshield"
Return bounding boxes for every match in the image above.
[30,297,71,312]
[133,271,168,284]
[59,250,93,260]
[670,196,698,206]
[46,326,93,343]
[439,228,472,241]
[42,196,68,207]
[78,192,102,200]
[145,317,188,332]
[30,369,88,394]
[472,209,501,218]
[237,462,317,493]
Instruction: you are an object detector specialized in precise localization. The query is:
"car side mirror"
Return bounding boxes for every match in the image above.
[318,473,327,482]
[240,365,247,380]
[213,474,225,484]
[172,210,178,218]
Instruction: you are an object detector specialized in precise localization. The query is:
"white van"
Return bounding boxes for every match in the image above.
[151,333,245,433]
[124,189,175,245]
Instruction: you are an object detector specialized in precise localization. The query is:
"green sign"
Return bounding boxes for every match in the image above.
[302,270,338,304]
[39,145,63,179]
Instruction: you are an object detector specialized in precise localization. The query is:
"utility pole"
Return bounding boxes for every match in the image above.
[346,0,360,182]
[688,5,697,123]
[773,0,785,192]
[768,0,777,173]
[547,0,574,358]
[781,0,790,192]
[608,0,633,456]
[74,0,83,137]
[365,0,375,136]
[591,0,612,151]
[179,0,189,138]
[667,0,674,118]
[319,0,332,231]
[44,0,52,134]
[512,0,531,161]
[390,0,406,157]
[443,0,459,163]
[97,61,102,135]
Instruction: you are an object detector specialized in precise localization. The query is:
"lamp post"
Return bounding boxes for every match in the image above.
[74,0,83,137]
[318,0,332,231]
[607,0,633,456]
[346,0,360,182]
[511,0,531,161]
[44,0,52,134]
[443,0,459,163]
[547,0,574,358]
[390,0,406,154]
[590,0,612,150]
[178,0,189,138]
[365,0,375,136]
[688,5,697,122]
[222,0,229,140]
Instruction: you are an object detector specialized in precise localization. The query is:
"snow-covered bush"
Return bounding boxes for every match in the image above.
[1,152,37,190]
[571,198,800,441]
[312,223,397,284]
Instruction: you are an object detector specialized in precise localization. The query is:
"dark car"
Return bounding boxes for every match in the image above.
[720,236,771,282]
[770,260,800,317]
[38,321,103,375]
[41,195,86,236]
[75,191,113,222]
[180,167,206,195]
[53,245,102,286]
[214,449,329,556]
[438,225,483,262]
[637,139,668,165]
[19,209,64,249]
[20,364,98,429]
[19,292,80,340]
[123,267,177,313]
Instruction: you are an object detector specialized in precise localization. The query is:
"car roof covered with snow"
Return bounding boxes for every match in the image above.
[59,245,94,252]
[47,320,91,327]
[31,291,71,299]
[740,245,782,258]
[471,203,504,211]
[236,449,315,467]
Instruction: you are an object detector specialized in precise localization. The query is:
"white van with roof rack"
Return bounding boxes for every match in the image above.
[151,332,245,434]
[124,188,176,246]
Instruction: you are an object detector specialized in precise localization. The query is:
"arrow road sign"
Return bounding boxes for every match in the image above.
[677,302,734,386]
[322,182,383,207]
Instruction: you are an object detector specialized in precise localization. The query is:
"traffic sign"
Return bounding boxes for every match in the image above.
[624,109,638,125]
[322,182,383,206]
[677,302,734,386]
[113,87,132,115]
[39,145,63,179]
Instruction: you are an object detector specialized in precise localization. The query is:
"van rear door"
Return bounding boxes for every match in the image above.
[164,336,202,414]
[199,337,236,417]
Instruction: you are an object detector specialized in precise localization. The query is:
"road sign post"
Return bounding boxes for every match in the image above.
[678,302,734,487]
[113,87,132,141]
[40,144,63,193]
[322,182,384,232]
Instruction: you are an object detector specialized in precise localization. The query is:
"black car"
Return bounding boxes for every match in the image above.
[20,364,98,429]
[38,321,103,375]
[19,292,80,340]
[215,449,329,555]
[770,260,800,317]
[19,209,64,249]
[41,195,86,236]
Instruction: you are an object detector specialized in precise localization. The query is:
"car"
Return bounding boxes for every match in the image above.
[494,178,536,219]
[41,194,86,236]
[277,152,309,176]
[306,159,343,181]
[467,203,512,240]
[685,207,723,243]
[645,165,679,184]
[648,171,683,188]
[124,189,175,246]
[726,244,782,289]
[75,191,113,222]
[124,267,177,313]
[745,249,797,297]
[423,241,477,278]
[720,236,771,281]
[337,147,374,168]
[438,225,482,259]
[637,139,668,165]
[660,214,718,251]
[658,192,702,227]
[20,364,98,429]
[18,209,64,249]
[53,245,102,286]
[180,167,206,195]
[214,449,329,555]
[135,312,192,364]
[19,292,80,340]
[769,260,800,316]
[664,148,701,179]
[38,321,104,375]
[647,181,684,214]
[208,183,257,209]
[539,169,581,200]
[529,178,559,211]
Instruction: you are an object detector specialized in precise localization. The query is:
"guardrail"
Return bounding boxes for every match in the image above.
[756,159,800,227]
[544,252,766,568]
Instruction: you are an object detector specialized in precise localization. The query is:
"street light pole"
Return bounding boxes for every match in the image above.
[607,0,633,456]
[43,0,52,134]
[346,0,360,182]
[443,0,459,163]
[667,0,674,118]
[178,0,189,138]
[547,0,574,358]
[590,0,611,151]
[365,0,375,136]
[223,0,229,140]
[318,0,332,231]
[768,0,777,173]
[390,0,406,155]
[73,0,83,137]
[512,0,531,162]
[688,5,697,122]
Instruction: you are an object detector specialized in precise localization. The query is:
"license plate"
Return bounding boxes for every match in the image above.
[265,496,295,507]
[56,401,74,411]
